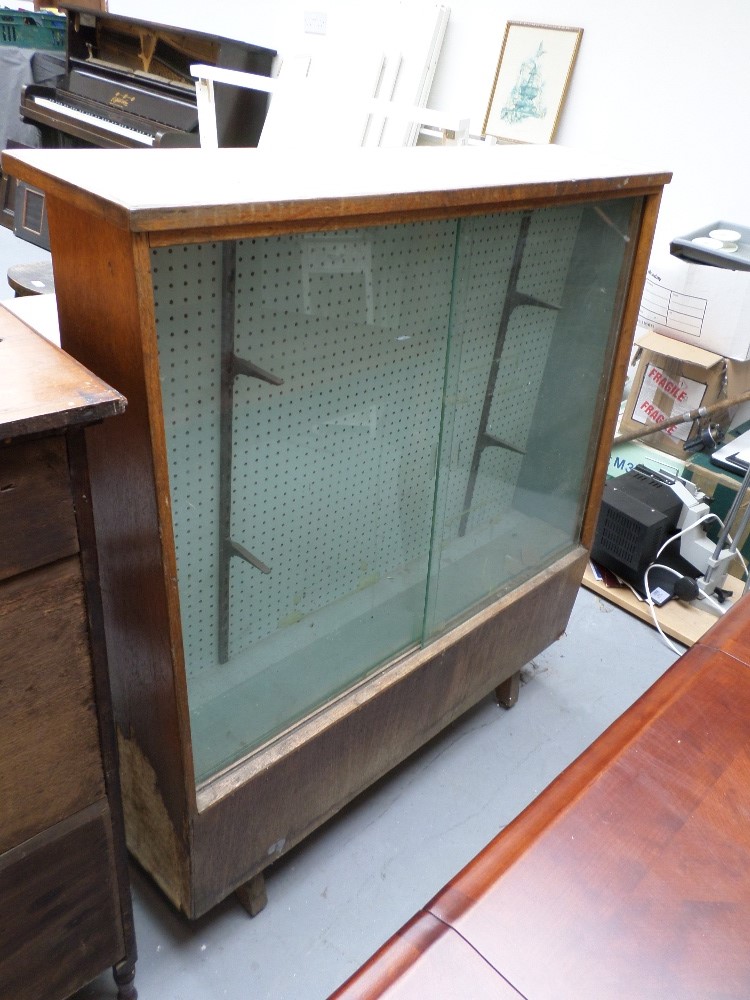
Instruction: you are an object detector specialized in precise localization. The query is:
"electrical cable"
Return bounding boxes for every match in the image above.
[643,563,684,655]
[661,510,750,582]
[653,512,723,562]
[642,511,735,652]
[696,586,730,616]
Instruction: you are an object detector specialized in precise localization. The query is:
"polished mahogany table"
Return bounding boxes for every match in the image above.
[332,598,750,999]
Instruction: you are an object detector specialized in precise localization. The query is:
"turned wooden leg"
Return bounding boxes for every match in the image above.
[113,959,137,1000]
[495,670,520,710]
[235,871,268,917]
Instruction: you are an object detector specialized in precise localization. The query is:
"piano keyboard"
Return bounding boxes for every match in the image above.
[31,96,156,147]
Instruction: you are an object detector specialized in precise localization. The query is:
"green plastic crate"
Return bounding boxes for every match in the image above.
[0,10,65,50]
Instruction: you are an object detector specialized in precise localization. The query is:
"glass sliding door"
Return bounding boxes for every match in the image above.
[151,196,640,783]
[424,198,640,638]
[152,220,459,781]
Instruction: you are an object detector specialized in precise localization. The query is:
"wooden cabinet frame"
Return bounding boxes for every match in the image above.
[2,146,670,918]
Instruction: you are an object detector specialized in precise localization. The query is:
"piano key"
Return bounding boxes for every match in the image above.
[29,96,156,147]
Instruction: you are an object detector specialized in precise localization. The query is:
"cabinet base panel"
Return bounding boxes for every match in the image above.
[121,549,586,918]
[187,548,587,918]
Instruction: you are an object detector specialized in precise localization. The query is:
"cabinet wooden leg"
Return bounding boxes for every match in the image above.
[235,871,268,917]
[495,670,520,710]
[113,960,137,1000]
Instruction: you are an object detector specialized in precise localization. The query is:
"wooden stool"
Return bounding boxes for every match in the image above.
[7,259,55,297]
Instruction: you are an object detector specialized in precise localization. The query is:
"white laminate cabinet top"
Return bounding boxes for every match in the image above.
[1,144,671,236]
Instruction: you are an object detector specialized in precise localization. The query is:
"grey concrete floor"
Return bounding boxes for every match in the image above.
[0,227,681,1000]
[72,588,678,1000]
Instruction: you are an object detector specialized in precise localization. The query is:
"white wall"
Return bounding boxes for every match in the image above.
[109,0,750,255]
[427,0,750,257]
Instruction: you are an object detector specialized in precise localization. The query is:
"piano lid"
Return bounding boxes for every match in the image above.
[64,6,230,87]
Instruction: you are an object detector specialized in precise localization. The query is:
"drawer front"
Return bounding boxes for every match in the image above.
[0,557,105,853]
[0,801,123,1000]
[0,436,78,582]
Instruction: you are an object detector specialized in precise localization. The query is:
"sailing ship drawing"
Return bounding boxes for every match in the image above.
[500,43,548,124]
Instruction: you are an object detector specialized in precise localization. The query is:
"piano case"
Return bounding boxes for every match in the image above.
[5,5,275,247]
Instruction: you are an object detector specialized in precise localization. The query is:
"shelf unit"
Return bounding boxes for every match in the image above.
[1,144,670,918]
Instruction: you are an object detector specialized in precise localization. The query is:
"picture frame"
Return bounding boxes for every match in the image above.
[483,22,583,144]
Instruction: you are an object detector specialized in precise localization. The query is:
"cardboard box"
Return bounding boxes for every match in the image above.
[638,251,750,360]
[684,455,750,577]
[619,330,750,458]
[608,439,686,480]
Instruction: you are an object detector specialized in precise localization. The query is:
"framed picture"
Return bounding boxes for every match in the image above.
[483,22,583,144]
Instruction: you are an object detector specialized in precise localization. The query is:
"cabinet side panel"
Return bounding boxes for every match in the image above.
[66,428,138,971]
[45,197,193,907]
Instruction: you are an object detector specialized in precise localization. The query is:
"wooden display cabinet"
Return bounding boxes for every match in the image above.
[0,302,136,998]
[1,145,670,919]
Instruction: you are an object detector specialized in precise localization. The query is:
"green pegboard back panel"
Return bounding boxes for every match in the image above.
[152,207,588,677]
[228,223,455,663]
[152,242,223,677]
[436,205,584,539]
[150,200,620,775]
[153,221,457,679]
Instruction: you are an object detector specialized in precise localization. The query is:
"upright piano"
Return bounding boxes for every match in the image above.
[3,4,275,246]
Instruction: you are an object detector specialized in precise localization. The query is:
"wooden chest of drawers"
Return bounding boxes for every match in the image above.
[0,302,136,1000]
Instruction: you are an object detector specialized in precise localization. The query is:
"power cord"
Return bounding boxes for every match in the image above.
[642,563,685,655]
[653,512,723,563]
[640,505,749,651]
